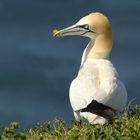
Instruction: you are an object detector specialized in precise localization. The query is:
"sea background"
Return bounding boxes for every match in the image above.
[0,0,140,128]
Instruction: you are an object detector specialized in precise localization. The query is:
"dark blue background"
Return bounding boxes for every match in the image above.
[0,0,140,128]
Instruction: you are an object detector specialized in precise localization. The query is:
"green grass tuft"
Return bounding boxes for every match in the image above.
[0,105,140,140]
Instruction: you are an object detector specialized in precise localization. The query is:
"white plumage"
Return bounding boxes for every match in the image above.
[53,12,127,124]
[70,46,127,124]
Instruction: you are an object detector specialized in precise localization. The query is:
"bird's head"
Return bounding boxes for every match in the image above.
[53,12,113,59]
[53,12,111,41]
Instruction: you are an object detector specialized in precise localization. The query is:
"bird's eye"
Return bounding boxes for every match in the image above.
[84,25,89,29]
[79,24,89,30]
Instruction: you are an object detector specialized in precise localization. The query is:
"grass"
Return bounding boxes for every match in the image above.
[0,105,140,140]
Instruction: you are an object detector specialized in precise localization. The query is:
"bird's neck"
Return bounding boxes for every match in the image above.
[80,28,113,66]
[88,28,113,59]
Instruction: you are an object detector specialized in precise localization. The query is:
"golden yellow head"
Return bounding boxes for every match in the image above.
[53,12,113,59]
[78,12,110,34]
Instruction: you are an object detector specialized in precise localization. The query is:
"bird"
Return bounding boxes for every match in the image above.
[53,12,127,125]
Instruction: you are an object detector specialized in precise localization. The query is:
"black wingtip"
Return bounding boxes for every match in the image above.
[81,100,116,120]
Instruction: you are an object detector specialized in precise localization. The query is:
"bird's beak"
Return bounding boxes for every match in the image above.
[53,24,90,37]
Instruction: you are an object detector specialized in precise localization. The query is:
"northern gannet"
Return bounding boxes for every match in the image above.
[53,12,127,125]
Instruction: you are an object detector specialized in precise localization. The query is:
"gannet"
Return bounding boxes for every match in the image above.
[53,12,127,125]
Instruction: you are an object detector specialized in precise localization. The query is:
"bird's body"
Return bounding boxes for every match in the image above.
[53,12,127,125]
[70,42,127,124]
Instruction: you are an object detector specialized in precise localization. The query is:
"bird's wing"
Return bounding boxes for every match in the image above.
[69,76,105,111]
[99,79,127,112]
[69,59,127,113]
[69,76,127,112]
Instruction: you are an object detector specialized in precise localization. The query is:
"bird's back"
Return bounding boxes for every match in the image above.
[69,58,127,123]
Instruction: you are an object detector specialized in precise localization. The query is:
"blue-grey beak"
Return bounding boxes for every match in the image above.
[53,24,96,38]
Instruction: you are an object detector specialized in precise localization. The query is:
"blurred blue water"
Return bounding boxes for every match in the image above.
[0,0,140,128]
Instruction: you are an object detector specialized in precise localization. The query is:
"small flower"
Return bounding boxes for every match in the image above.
[52,29,61,37]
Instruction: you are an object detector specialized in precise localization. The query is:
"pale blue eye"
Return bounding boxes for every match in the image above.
[84,25,89,29]
[79,24,89,30]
